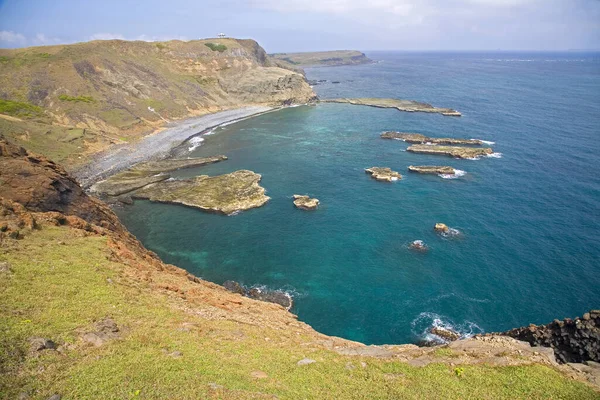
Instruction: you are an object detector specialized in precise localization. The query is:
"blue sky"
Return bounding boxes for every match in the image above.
[0,0,599,51]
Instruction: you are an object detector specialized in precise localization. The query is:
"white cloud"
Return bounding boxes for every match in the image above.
[0,30,27,45]
[89,32,126,41]
[33,33,62,46]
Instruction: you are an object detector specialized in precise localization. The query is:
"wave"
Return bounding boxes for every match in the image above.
[187,136,204,152]
[411,312,484,345]
[203,128,216,136]
[439,169,466,179]
[472,139,495,145]
[487,152,503,158]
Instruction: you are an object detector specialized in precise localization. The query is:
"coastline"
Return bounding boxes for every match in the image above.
[72,106,275,189]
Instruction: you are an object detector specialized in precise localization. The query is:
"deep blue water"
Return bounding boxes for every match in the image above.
[115,52,600,345]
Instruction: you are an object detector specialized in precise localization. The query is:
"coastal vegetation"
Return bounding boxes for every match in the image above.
[0,99,44,119]
[58,94,95,103]
[205,42,228,52]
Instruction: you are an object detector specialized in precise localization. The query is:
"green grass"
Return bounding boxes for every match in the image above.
[58,94,96,103]
[0,226,597,399]
[205,42,228,52]
[0,99,44,119]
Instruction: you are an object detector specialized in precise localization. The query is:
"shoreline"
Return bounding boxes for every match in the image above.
[72,106,276,189]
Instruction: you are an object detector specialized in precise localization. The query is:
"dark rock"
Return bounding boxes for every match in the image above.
[82,317,120,347]
[223,280,245,295]
[247,287,293,310]
[492,310,600,364]
[30,337,57,352]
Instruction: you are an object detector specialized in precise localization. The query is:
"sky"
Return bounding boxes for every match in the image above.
[0,0,599,52]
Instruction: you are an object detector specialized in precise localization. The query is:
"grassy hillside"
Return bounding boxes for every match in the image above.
[0,39,315,165]
[271,50,372,67]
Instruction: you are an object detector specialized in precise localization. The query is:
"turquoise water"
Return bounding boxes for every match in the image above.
[115,52,600,345]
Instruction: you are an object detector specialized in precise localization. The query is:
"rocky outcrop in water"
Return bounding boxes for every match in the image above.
[407,145,494,159]
[293,195,319,210]
[434,223,450,234]
[381,132,481,145]
[322,98,461,116]
[223,281,293,310]
[133,170,270,215]
[365,167,402,182]
[91,156,228,196]
[495,310,600,364]
[408,166,456,175]
[409,240,428,252]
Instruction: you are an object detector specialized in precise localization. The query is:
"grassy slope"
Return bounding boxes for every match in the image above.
[1,225,597,399]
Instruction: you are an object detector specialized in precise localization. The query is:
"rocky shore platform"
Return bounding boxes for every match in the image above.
[133,170,270,215]
[322,98,461,116]
[408,165,457,175]
[381,132,482,145]
[407,145,494,159]
[365,167,402,182]
[91,156,228,196]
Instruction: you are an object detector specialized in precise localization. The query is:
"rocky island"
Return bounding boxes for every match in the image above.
[293,195,320,210]
[408,165,457,175]
[322,98,461,116]
[365,167,402,182]
[91,156,228,196]
[407,145,494,159]
[270,50,372,67]
[133,170,270,215]
[381,132,482,145]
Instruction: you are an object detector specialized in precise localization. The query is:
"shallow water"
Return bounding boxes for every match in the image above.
[115,52,600,344]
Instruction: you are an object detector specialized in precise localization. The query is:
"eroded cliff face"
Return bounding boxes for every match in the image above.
[0,38,316,163]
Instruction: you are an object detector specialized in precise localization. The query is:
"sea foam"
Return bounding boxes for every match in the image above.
[187,136,204,151]
[411,312,484,344]
[439,169,466,179]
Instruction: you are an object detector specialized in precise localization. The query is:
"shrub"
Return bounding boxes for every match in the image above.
[58,94,95,103]
[0,99,44,118]
[205,43,227,52]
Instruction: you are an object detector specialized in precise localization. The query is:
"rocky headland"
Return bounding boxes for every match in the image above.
[407,145,494,159]
[365,167,402,182]
[293,194,319,210]
[270,50,372,67]
[381,132,482,145]
[91,155,228,196]
[322,98,461,116]
[408,165,457,175]
[131,170,269,215]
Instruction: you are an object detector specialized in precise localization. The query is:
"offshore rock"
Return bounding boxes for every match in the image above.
[365,167,402,182]
[409,240,428,252]
[382,132,482,145]
[91,155,228,196]
[407,145,493,159]
[408,165,456,175]
[293,195,319,210]
[434,223,450,233]
[322,98,461,116]
[430,327,461,342]
[133,170,270,215]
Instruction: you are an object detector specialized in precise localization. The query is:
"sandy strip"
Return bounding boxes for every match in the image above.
[73,106,273,188]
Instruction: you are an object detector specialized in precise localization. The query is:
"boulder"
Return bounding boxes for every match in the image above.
[434,223,450,234]
[431,327,461,342]
[409,240,428,252]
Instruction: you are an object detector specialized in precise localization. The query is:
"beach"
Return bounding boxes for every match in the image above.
[72,106,273,188]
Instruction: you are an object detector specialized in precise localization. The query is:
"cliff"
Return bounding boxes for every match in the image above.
[0,38,315,166]
[1,140,599,398]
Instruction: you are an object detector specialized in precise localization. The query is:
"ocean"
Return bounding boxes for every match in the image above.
[115,51,600,345]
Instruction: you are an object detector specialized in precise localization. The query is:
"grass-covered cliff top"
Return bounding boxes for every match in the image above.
[270,50,372,67]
